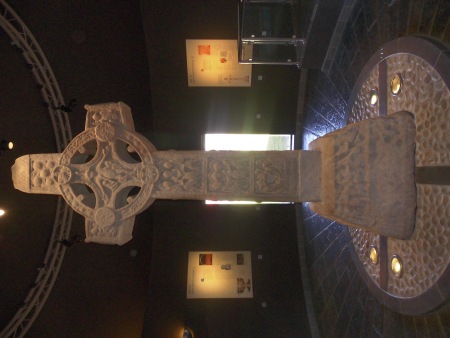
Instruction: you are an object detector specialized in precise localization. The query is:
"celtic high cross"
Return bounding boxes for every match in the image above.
[12,102,416,245]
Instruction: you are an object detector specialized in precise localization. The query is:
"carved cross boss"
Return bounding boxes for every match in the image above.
[12,103,320,245]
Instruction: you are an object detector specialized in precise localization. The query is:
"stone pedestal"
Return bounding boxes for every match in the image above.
[308,111,416,239]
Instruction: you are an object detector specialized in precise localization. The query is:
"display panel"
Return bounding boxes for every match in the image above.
[186,40,252,87]
[187,251,253,298]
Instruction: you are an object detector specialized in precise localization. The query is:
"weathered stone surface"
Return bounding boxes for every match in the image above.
[347,50,450,302]
[11,102,321,245]
[387,54,450,166]
[12,102,157,245]
[12,154,61,194]
[387,184,450,297]
[150,150,321,202]
[11,101,417,245]
[308,111,417,239]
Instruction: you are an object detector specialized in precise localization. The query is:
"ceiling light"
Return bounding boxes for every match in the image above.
[0,209,5,217]
[369,245,379,265]
[390,74,403,95]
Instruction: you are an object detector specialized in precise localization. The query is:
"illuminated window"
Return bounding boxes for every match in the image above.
[204,134,294,204]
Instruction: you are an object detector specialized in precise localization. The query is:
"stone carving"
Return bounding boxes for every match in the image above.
[12,102,157,245]
[149,150,312,203]
[308,111,416,239]
[31,156,60,192]
[155,157,203,192]
[12,102,416,245]
[207,158,250,193]
[254,158,283,193]
[385,53,450,298]
[347,49,450,305]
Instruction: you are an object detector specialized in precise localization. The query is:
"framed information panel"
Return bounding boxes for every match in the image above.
[187,251,253,298]
[186,39,252,87]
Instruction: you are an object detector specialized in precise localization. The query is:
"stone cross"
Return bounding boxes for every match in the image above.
[12,102,417,245]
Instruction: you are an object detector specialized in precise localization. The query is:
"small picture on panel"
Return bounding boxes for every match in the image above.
[237,278,252,293]
[198,45,210,55]
[221,264,231,270]
[237,253,244,265]
[199,253,212,265]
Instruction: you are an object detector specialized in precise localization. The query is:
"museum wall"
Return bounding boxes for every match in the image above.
[141,0,301,139]
[140,2,307,336]
[144,201,309,338]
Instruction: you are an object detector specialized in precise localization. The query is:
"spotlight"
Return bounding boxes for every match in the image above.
[0,209,5,217]
[369,245,379,265]
[391,255,403,277]
[369,89,378,106]
[390,74,403,95]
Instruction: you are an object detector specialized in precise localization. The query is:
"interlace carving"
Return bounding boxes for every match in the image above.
[207,158,250,193]
[254,158,283,193]
[155,158,203,192]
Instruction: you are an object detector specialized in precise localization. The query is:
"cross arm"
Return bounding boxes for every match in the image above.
[12,154,63,195]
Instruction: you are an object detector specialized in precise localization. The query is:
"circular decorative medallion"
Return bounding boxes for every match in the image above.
[95,207,116,227]
[95,122,116,142]
[54,165,72,184]
[58,104,158,232]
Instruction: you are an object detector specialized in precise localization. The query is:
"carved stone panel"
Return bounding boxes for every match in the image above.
[150,150,314,202]
[309,111,416,239]
[11,154,62,195]
[11,102,158,245]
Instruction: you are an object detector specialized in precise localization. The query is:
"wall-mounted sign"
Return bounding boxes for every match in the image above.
[186,39,252,87]
[187,251,253,298]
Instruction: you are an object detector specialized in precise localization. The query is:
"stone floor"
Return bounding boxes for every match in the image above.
[297,0,450,337]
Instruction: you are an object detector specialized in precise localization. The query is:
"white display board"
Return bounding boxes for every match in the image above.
[187,251,253,298]
[186,39,252,87]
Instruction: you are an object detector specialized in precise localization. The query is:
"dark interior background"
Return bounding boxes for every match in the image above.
[1,0,449,337]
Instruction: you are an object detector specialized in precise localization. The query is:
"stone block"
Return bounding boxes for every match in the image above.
[308,111,416,239]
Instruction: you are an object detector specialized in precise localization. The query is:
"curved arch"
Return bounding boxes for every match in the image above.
[0,1,73,337]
